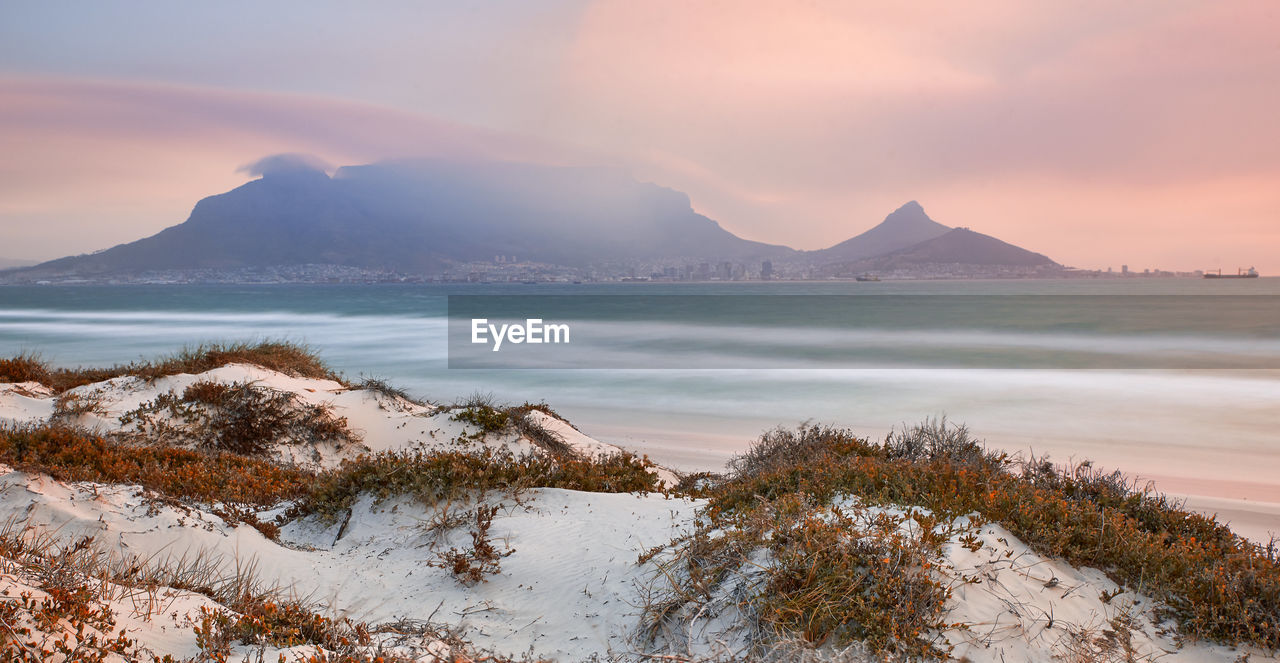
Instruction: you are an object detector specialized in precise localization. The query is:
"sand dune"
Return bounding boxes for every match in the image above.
[0,366,1274,661]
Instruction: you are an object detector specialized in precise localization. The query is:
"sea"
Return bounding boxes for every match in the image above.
[2,279,1278,537]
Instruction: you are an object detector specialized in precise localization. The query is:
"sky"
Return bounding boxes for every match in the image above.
[2,1,1278,272]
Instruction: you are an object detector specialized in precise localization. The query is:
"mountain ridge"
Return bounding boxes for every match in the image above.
[9,159,1059,279]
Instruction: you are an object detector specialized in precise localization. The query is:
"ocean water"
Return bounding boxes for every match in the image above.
[2,279,1278,532]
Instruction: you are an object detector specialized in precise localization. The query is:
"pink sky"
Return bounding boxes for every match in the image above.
[1,1,1277,272]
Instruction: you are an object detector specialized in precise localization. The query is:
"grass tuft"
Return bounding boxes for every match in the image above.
[2,340,342,393]
[353,376,429,406]
[449,399,576,457]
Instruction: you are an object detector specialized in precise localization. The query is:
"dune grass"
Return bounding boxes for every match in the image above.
[291,446,660,522]
[448,399,577,457]
[0,417,657,546]
[0,423,313,509]
[0,353,51,385]
[0,341,343,394]
[5,350,1274,656]
[0,519,142,661]
[352,375,429,406]
[118,378,359,456]
[651,421,1280,656]
[0,420,659,626]
[0,517,498,663]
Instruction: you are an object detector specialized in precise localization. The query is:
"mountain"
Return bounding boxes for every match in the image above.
[826,227,1057,275]
[880,228,1056,266]
[0,257,37,270]
[808,201,951,263]
[17,160,792,277]
[11,154,1058,281]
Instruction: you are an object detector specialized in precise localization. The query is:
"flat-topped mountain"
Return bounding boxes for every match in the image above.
[17,159,792,277]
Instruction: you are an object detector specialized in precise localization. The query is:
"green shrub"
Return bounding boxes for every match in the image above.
[450,400,575,457]
[450,404,512,433]
[293,447,660,521]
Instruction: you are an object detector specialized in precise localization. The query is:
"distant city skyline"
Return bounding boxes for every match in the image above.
[2,2,1278,274]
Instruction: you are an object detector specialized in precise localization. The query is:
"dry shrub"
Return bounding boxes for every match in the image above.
[449,398,575,457]
[119,379,358,455]
[882,417,997,469]
[421,499,471,545]
[0,528,139,661]
[671,470,723,497]
[4,340,342,394]
[353,376,429,407]
[142,341,338,382]
[292,447,660,521]
[727,424,885,481]
[699,421,1280,652]
[430,503,515,584]
[641,490,953,660]
[510,408,574,457]
[764,507,950,653]
[50,389,109,421]
[0,423,313,508]
[445,394,576,458]
[43,365,129,394]
[1054,611,1159,663]
[194,600,366,657]
[0,353,51,385]
[0,518,439,663]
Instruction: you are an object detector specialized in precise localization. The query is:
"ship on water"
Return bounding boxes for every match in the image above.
[1204,267,1259,279]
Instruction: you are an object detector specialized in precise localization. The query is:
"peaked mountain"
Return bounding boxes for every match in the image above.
[810,201,951,262]
[18,160,792,277]
[885,228,1056,266]
[849,227,1057,272]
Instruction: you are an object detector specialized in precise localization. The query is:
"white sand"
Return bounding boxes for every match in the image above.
[0,367,1276,661]
[0,363,594,467]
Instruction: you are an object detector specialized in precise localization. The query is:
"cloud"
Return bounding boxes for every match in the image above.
[545,0,1280,270]
[238,153,332,178]
[2,0,1280,275]
[0,76,599,260]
